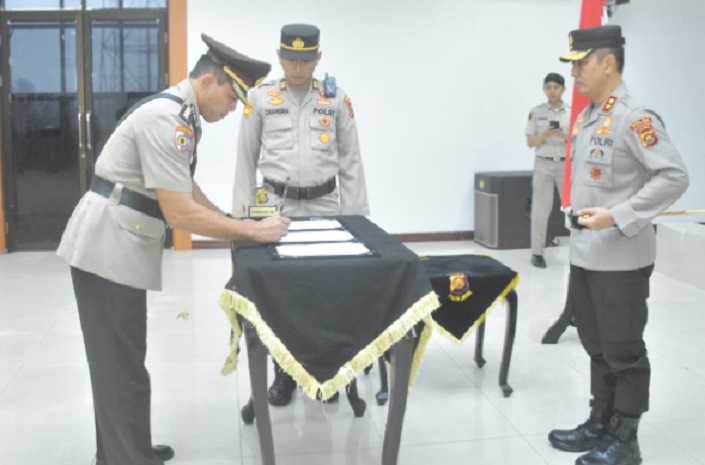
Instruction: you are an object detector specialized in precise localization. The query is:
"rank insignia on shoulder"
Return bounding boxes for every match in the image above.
[601,96,618,114]
[269,97,284,105]
[174,125,195,153]
[572,125,579,136]
[178,104,196,125]
[447,273,472,302]
[243,101,254,119]
[577,113,586,123]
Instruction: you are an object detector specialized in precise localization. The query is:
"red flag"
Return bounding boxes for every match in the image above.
[561,0,606,210]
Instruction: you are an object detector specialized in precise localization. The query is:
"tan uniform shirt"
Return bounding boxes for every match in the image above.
[232,78,369,217]
[57,80,199,290]
[525,102,571,159]
[569,82,689,271]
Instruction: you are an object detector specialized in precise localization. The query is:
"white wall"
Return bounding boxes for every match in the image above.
[188,0,703,235]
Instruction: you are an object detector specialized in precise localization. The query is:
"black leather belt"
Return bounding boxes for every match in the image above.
[264,177,337,201]
[90,176,165,221]
[537,156,566,162]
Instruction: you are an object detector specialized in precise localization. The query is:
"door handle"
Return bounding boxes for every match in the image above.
[86,111,93,151]
[78,112,85,159]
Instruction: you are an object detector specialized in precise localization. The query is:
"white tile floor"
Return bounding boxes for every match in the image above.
[1,239,704,465]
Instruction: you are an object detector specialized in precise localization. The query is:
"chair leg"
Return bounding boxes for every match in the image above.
[474,320,486,368]
[376,356,389,405]
[499,290,518,397]
[381,332,414,465]
[541,290,574,344]
[244,322,276,465]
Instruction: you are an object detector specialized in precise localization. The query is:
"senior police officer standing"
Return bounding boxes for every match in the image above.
[232,24,369,406]
[526,72,571,268]
[547,25,688,465]
[57,35,290,465]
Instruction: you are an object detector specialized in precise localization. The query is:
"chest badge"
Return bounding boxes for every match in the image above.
[595,116,613,135]
[317,98,331,106]
[319,133,330,144]
[267,91,282,97]
[319,118,331,128]
[590,166,603,181]
[589,149,605,161]
[269,97,284,105]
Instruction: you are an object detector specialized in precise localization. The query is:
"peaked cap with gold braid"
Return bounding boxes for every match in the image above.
[279,24,320,61]
[201,33,271,104]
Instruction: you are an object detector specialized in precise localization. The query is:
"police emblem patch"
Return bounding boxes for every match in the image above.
[319,118,331,128]
[630,117,653,132]
[243,101,254,119]
[590,166,603,181]
[269,97,284,105]
[448,273,472,302]
[319,133,330,144]
[637,124,658,148]
[174,125,194,153]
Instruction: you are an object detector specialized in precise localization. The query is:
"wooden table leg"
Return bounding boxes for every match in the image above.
[244,322,276,465]
[381,331,414,465]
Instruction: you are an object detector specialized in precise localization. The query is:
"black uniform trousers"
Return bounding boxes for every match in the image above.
[570,264,653,417]
[71,267,163,465]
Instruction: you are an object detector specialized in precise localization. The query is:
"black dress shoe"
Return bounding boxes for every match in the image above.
[268,365,296,406]
[531,255,547,268]
[153,445,175,462]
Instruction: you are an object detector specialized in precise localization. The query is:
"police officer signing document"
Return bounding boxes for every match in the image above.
[57,35,289,465]
[548,26,688,465]
[232,24,369,406]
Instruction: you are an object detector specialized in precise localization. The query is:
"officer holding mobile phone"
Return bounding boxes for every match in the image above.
[525,72,570,268]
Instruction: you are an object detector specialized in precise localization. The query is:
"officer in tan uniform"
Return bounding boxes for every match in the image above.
[547,26,688,465]
[525,73,571,268]
[232,24,369,406]
[57,34,289,465]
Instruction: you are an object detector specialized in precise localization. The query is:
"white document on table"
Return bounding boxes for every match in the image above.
[274,242,371,258]
[278,229,355,243]
[288,219,344,231]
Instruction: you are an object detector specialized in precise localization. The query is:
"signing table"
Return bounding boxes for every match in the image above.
[218,215,440,465]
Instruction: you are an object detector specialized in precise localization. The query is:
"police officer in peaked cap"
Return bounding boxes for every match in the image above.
[232,24,370,407]
[547,25,688,465]
[57,34,290,465]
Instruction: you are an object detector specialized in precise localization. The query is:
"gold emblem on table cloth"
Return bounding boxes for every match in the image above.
[448,273,473,302]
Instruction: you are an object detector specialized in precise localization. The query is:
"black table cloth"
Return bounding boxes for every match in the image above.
[218,215,440,400]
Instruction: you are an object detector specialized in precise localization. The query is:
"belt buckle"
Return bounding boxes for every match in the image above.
[553,157,560,162]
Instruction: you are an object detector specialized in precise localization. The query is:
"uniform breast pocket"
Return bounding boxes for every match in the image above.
[310,115,336,152]
[263,116,293,151]
[583,147,613,188]
[116,206,165,242]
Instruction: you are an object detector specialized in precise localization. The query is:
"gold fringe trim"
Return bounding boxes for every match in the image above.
[219,288,440,401]
[434,274,520,345]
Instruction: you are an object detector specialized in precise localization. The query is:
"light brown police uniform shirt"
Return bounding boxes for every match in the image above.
[232,78,369,217]
[569,82,689,271]
[525,102,571,159]
[57,80,199,290]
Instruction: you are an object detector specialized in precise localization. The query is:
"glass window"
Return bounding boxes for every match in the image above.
[2,0,81,10]
[86,0,166,9]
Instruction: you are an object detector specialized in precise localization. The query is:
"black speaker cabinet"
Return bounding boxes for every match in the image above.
[474,170,564,249]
